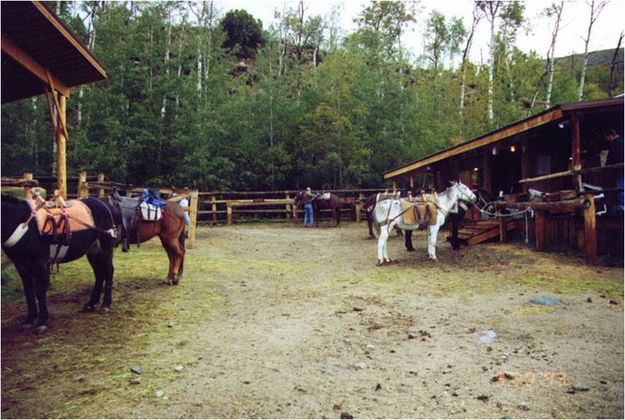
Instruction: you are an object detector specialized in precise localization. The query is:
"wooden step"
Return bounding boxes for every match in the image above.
[447,219,517,246]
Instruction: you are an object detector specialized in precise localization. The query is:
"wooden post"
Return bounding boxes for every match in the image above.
[56,93,68,198]
[521,139,529,193]
[583,194,597,265]
[23,172,33,199]
[482,153,491,192]
[571,114,583,192]
[409,176,414,190]
[355,202,362,223]
[535,210,546,251]
[285,193,291,220]
[211,195,217,225]
[292,199,298,221]
[227,202,233,225]
[499,215,507,242]
[187,189,199,249]
[78,171,89,198]
[392,181,397,191]
[97,173,105,197]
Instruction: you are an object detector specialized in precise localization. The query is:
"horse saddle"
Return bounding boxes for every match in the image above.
[139,202,163,221]
[400,198,438,226]
[31,199,93,238]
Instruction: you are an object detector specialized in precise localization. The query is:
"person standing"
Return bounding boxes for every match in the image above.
[302,187,315,227]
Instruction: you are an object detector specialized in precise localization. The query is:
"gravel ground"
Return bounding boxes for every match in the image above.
[1,222,623,418]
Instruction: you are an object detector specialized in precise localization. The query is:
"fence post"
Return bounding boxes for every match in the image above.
[211,196,217,225]
[292,200,298,221]
[583,194,597,265]
[97,173,105,197]
[534,210,545,251]
[187,189,199,249]
[227,202,233,225]
[78,171,89,198]
[285,193,291,220]
[23,172,33,199]
[355,202,362,223]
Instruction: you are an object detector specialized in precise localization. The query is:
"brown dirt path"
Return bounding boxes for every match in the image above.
[1,223,623,418]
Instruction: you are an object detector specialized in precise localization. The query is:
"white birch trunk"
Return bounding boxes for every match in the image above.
[578,0,606,101]
[486,3,498,122]
[545,1,564,109]
[161,20,172,119]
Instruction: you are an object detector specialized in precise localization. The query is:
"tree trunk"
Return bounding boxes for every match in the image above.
[607,31,624,97]
[161,19,172,119]
[578,0,606,101]
[486,2,499,123]
[459,5,481,118]
[545,1,563,109]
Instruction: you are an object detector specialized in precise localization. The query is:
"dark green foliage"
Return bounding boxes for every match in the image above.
[1,3,621,191]
[221,9,265,58]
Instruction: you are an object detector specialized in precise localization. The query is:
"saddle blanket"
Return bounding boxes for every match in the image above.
[140,202,163,221]
[400,198,438,226]
[30,200,93,236]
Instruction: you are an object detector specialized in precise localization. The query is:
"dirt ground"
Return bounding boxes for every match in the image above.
[1,222,623,418]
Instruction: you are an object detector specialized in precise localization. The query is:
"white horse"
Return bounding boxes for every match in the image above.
[373,181,476,264]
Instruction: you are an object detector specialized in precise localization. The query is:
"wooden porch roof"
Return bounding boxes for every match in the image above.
[1,1,107,103]
[384,98,624,181]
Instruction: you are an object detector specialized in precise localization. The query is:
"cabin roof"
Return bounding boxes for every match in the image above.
[384,97,624,181]
[1,1,107,103]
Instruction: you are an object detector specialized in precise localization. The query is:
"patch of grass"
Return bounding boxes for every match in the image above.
[503,304,559,316]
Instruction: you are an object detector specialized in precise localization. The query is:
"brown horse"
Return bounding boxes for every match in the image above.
[294,191,341,227]
[110,193,186,285]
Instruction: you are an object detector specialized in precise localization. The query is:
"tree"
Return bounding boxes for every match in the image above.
[579,0,608,101]
[459,3,482,119]
[424,10,448,72]
[220,9,265,59]
[544,1,564,109]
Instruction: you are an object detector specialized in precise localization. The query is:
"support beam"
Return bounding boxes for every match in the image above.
[56,93,67,198]
[535,210,546,251]
[521,139,529,193]
[571,114,582,192]
[1,35,70,97]
[583,194,597,265]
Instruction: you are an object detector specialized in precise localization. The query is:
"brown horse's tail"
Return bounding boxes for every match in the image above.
[178,228,186,276]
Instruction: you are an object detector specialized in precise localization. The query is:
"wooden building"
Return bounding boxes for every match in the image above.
[2,1,107,197]
[384,98,624,264]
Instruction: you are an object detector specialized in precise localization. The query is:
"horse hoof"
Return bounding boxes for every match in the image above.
[101,307,111,313]
[34,325,48,334]
[82,305,96,313]
[376,261,384,266]
[171,279,179,286]
[22,323,34,331]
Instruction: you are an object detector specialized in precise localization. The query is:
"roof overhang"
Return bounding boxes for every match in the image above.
[384,98,624,181]
[1,1,107,103]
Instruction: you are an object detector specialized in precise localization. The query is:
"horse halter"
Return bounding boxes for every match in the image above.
[452,183,476,204]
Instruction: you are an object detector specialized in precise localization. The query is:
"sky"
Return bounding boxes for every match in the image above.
[216,0,625,63]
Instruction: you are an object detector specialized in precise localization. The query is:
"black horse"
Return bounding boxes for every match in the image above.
[1,195,118,332]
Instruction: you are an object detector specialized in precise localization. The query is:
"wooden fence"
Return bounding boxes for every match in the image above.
[3,172,398,248]
[194,188,392,226]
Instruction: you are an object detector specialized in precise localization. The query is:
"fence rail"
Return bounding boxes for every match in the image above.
[2,172,398,244]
